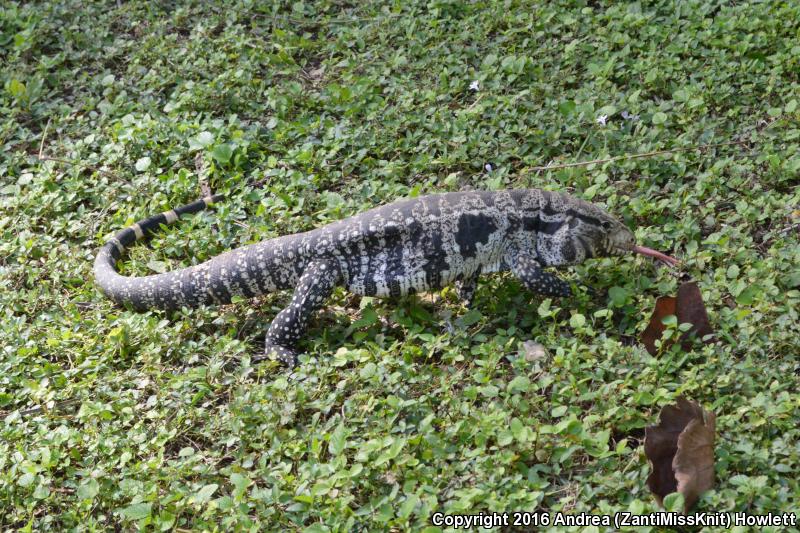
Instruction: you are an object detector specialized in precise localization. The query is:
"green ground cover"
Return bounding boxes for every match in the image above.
[1,0,799,530]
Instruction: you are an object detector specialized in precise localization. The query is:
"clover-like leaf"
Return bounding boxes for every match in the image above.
[119,502,152,521]
[134,156,151,172]
[188,131,215,150]
[212,143,233,164]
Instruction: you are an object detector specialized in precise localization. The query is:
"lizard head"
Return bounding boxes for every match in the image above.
[598,211,638,257]
[533,193,679,267]
[534,196,636,266]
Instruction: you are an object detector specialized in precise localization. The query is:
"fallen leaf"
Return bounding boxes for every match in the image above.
[675,282,713,348]
[674,412,716,512]
[521,340,548,362]
[309,67,326,81]
[641,282,713,355]
[641,295,676,355]
[645,397,716,512]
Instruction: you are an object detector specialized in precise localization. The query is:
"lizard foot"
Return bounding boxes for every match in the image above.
[262,343,299,368]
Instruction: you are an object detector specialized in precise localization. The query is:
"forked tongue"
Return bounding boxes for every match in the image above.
[633,245,680,267]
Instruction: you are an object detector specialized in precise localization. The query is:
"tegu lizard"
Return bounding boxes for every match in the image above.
[94,189,678,366]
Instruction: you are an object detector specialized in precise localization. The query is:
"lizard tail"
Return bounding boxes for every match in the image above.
[93,194,241,310]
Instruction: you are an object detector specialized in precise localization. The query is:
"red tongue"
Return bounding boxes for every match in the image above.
[633,245,681,267]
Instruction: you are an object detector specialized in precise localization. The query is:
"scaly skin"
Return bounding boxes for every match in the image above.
[94,189,636,366]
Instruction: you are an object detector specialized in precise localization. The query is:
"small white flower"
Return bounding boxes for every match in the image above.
[469,80,480,91]
[596,114,608,126]
[621,110,640,121]
[484,163,493,172]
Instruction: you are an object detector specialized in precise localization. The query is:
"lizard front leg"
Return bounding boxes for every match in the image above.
[454,268,481,307]
[261,258,341,367]
[508,252,572,298]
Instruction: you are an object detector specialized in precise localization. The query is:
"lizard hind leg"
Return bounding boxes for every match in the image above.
[263,258,341,367]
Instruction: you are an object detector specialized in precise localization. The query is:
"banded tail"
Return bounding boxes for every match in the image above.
[93,194,242,310]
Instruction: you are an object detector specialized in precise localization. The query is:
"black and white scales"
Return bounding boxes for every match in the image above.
[94,189,637,366]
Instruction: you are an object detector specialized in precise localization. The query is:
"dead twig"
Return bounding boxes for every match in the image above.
[38,155,119,179]
[38,118,51,159]
[759,221,800,248]
[37,119,120,179]
[776,222,800,235]
[522,140,751,173]
[269,13,402,25]
[1,398,82,419]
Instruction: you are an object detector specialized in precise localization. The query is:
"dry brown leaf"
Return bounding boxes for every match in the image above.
[675,282,714,349]
[641,282,713,355]
[674,412,716,511]
[641,295,677,355]
[645,397,716,512]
